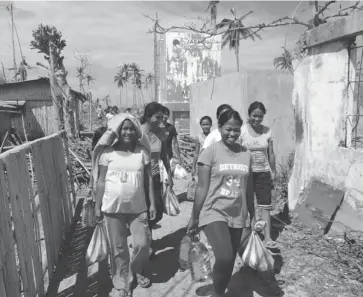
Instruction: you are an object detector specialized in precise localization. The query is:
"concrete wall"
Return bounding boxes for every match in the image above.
[190,70,294,165]
[288,37,363,218]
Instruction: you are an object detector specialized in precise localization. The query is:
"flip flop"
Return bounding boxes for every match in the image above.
[109,288,131,297]
[135,273,151,288]
[265,241,278,249]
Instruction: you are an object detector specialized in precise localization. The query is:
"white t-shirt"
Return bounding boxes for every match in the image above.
[98,145,150,213]
[201,129,221,150]
[106,113,114,122]
[240,124,272,172]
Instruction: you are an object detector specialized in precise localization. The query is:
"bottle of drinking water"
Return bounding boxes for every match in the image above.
[188,235,212,282]
[179,235,192,271]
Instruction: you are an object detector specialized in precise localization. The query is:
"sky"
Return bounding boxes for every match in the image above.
[0,1,322,106]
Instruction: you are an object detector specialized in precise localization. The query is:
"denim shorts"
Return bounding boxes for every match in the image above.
[253,171,273,210]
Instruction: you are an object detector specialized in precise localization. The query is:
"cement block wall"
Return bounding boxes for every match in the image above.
[189,70,294,166]
[288,38,363,217]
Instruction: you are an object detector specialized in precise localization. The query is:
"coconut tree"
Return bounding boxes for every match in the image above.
[129,62,144,107]
[114,63,131,107]
[273,47,294,74]
[144,72,154,101]
[216,9,260,72]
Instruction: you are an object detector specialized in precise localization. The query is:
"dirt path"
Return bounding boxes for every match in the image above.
[48,178,362,297]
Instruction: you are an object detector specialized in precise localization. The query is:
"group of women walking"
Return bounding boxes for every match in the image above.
[90,100,276,297]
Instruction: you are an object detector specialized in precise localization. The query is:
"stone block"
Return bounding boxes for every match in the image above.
[294,178,345,233]
[329,189,363,235]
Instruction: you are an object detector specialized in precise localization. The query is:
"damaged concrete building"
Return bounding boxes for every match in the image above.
[289,11,363,234]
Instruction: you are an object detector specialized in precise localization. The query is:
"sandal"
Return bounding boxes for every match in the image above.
[135,273,151,288]
[109,288,131,297]
[265,241,278,249]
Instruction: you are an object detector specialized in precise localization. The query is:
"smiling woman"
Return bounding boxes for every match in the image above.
[93,114,156,296]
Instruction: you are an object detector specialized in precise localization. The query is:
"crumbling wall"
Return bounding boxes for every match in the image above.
[288,30,363,227]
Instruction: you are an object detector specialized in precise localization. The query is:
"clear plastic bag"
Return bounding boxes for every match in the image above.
[81,198,96,228]
[163,185,181,216]
[85,222,109,266]
[187,178,197,201]
[174,164,187,179]
[241,231,275,272]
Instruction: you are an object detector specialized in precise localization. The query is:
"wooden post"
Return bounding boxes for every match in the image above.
[89,92,92,131]
[49,42,64,130]
[154,12,159,102]
[9,4,17,79]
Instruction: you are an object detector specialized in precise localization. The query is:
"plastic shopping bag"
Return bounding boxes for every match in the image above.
[159,160,168,183]
[187,177,197,201]
[163,185,181,216]
[85,222,109,266]
[241,231,275,272]
[174,164,187,180]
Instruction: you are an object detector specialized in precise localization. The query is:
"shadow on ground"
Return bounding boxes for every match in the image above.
[195,265,284,297]
[46,198,112,297]
[146,227,187,284]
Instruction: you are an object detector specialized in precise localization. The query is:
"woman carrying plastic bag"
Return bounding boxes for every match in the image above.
[92,113,156,297]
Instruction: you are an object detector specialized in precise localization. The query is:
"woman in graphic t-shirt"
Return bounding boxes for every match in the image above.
[187,110,255,297]
[240,101,277,249]
[191,115,212,176]
[94,114,155,297]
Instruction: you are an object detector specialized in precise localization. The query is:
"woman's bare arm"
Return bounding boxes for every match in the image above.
[192,139,200,175]
[246,156,255,225]
[95,165,108,212]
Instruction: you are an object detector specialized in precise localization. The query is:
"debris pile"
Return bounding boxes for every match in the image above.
[177,134,195,171]
[281,219,363,284]
[68,137,92,185]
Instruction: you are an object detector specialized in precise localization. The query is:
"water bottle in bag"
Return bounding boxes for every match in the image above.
[188,236,212,282]
[179,235,192,271]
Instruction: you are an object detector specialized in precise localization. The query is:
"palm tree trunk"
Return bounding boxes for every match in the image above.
[236,44,240,72]
[119,88,122,107]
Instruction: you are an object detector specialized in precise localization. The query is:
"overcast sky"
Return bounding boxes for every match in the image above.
[0,1,323,105]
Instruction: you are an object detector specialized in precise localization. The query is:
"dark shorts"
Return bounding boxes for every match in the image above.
[253,171,273,210]
[145,173,164,228]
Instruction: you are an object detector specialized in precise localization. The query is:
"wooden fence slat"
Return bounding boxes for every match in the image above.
[37,140,57,274]
[18,151,44,296]
[48,138,64,253]
[52,136,71,231]
[0,162,21,297]
[32,141,54,282]
[57,136,72,227]
[0,267,7,297]
[5,153,36,297]
[41,139,61,266]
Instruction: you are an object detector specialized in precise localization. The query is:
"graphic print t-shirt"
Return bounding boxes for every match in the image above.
[240,124,272,173]
[197,141,252,228]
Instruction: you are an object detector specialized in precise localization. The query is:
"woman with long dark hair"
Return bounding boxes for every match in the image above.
[140,102,173,254]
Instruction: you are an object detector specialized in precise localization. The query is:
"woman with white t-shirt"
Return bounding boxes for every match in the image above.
[240,101,277,249]
[201,104,233,150]
[94,114,155,297]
